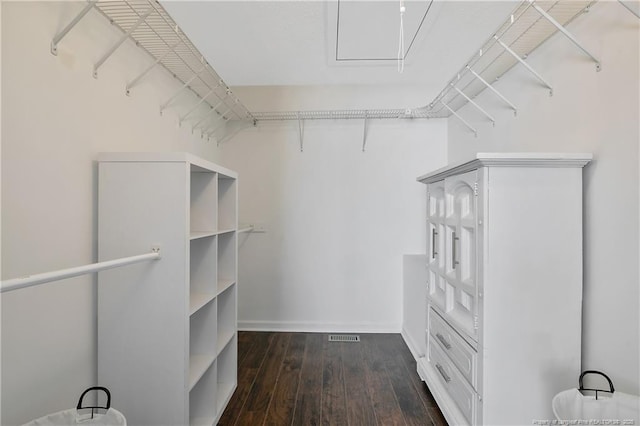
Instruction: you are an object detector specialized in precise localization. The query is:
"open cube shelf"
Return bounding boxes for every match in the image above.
[98,153,238,426]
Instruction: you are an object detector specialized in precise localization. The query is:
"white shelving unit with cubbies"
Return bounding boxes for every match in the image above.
[97,152,238,426]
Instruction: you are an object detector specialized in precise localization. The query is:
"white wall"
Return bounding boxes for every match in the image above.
[1,3,221,424]
[221,87,447,332]
[447,2,639,394]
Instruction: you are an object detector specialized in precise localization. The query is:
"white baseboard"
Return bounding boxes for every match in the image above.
[401,327,425,361]
[238,320,401,334]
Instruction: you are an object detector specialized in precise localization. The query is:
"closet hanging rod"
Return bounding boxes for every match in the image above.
[0,247,161,294]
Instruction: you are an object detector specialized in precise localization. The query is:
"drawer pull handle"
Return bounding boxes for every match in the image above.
[436,333,451,350]
[431,229,438,259]
[436,363,451,383]
[452,231,459,269]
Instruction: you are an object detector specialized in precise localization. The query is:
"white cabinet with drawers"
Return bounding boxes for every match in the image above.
[417,153,591,425]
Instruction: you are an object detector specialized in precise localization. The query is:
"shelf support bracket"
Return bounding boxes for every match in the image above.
[495,36,553,96]
[193,95,229,133]
[205,119,229,143]
[51,1,98,56]
[362,112,369,152]
[205,105,231,130]
[618,0,640,18]
[205,107,232,136]
[466,66,517,116]
[297,114,305,152]
[159,65,207,115]
[208,117,230,145]
[126,40,183,96]
[450,84,496,127]
[207,117,229,138]
[93,8,154,79]
[179,88,218,126]
[216,120,252,146]
[530,1,601,72]
[442,101,477,137]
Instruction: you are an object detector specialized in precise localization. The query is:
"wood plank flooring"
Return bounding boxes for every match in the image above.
[219,332,447,426]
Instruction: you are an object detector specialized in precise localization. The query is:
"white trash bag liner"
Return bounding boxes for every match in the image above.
[553,371,639,423]
[23,387,126,426]
[22,408,126,426]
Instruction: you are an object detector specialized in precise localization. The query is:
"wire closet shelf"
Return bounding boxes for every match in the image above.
[240,0,600,122]
[426,0,598,119]
[55,0,617,126]
[91,0,254,128]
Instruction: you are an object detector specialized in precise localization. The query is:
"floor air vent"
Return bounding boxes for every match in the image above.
[328,334,360,342]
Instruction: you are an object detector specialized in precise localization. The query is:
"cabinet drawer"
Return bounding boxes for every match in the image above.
[428,336,477,425]
[429,307,477,389]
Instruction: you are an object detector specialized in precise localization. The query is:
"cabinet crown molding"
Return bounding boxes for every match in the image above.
[417,152,592,184]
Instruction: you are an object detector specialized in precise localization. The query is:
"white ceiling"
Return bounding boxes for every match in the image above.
[161,1,520,90]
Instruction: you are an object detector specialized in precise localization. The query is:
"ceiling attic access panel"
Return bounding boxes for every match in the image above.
[332,0,435,62]
[160,0,518,87]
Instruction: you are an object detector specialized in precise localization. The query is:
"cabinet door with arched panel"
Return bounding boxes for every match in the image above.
[426,180,446,312]
[444,170,479,343]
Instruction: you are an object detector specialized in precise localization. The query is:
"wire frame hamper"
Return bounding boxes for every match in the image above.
[22,387,126,426]
[552,371,639,424]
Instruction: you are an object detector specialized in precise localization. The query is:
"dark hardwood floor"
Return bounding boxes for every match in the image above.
[219,332,447,426]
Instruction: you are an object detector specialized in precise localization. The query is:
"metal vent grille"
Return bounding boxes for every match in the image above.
[328,334,361,342]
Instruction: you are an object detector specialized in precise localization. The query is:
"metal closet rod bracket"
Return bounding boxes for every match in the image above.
[126,39,184,96]
[193,93,230,134]
[159,65,207,115]
[216,120,253,146]
[529,0,601,72]
[450,83,496,127]
[179,87,217,127]
[51,1,98,56]
[205,106,232,136]
[297,114,305,152]
[441,101,477,138]
[93,8,154,79]
[362,112,369,152]
[466,66,518,117]
[494,35,554,97]
[618,0,640,19]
